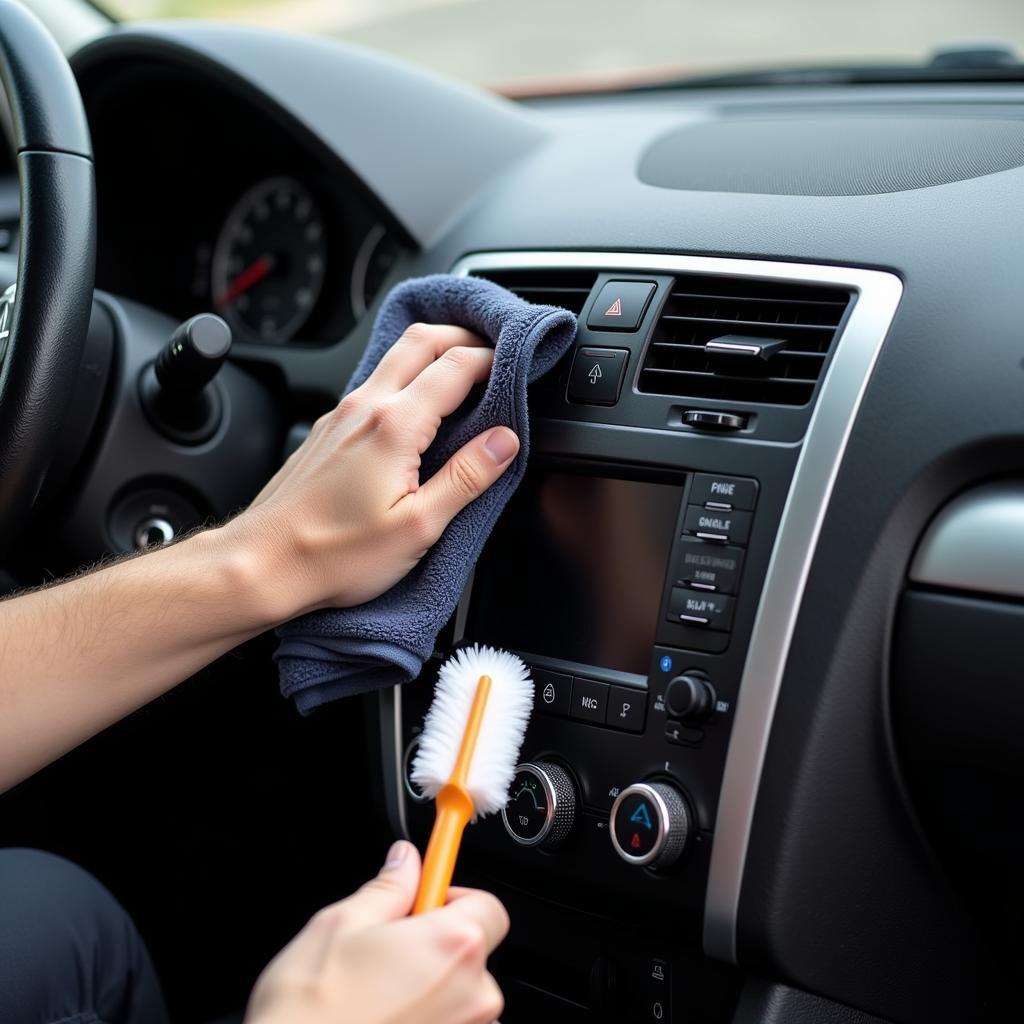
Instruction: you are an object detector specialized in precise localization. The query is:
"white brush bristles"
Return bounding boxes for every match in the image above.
[411,645,534,819]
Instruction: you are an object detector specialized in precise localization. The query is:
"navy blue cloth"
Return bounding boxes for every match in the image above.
[274,274,578,713]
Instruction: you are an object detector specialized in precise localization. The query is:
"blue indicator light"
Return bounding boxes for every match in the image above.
[630,802,654,830]
[659,655,673,673]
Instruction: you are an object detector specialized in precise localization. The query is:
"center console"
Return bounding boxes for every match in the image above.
[375,251,902,1022]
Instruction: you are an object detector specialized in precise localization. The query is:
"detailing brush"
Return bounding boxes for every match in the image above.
[410,644,533,914]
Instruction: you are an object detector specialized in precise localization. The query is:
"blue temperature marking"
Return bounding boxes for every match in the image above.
[630,802,653,830]
[659,655,673,673]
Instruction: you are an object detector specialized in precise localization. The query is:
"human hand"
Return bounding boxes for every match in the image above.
[220,323,519,622]
[245,840,508,1024]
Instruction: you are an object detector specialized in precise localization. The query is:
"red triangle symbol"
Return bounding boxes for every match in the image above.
[605,297,623,317]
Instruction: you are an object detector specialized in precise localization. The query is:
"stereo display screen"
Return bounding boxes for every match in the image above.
[470,470,684,675]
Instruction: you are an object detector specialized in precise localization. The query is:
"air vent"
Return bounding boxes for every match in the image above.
[470,268,597,315]
[639,275,852,406]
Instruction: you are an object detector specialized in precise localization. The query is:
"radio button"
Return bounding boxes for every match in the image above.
[667,588,735,631]
[607,686,647,733]
[683,504,753,546]
[532,667,572,717]
[690,473,758,511]
[675,538,745,594]
[570,677,609,724]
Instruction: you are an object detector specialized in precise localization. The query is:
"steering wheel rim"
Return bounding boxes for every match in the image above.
[0,0,95,541]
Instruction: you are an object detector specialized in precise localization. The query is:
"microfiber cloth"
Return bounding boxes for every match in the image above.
[274,274,578,713]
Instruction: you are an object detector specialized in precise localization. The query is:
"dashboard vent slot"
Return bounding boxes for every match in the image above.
[470,268,597,315]
[639,276,852,406]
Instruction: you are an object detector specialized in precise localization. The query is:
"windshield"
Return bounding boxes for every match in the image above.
[104,1,1024,93]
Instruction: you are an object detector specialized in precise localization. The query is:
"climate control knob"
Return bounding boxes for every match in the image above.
[665,672,716,723]
[610,781,690,869]
[501,762,577,849]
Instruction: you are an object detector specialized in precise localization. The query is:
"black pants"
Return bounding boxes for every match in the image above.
[0,849,169,1024]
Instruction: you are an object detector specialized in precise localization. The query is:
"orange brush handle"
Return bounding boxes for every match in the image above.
[413,674,492,915]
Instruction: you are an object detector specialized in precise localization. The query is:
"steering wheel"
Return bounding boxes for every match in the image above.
[0,0,94,539]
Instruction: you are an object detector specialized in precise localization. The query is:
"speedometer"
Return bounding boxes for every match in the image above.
[211,177,327,344]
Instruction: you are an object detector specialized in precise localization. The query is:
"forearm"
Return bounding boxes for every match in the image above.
[0,523,284,792]
[0,322,517,795]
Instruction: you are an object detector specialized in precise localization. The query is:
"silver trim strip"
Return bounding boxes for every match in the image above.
[705,340,763,356]
[377,249,902,963]
[379,683,411,840]
[909,482,1024,599]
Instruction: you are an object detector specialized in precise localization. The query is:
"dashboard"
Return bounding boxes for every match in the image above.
[81,58,404,346]
[41,20,1024,1024]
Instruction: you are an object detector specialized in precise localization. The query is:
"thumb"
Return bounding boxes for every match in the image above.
[336,840,421,932]
[417,426,520,537]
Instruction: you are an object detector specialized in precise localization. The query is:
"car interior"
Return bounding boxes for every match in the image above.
[1,1,1024,1021]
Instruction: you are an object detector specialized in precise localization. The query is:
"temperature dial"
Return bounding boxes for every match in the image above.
[610,781,690,869]
[501,762,576,849]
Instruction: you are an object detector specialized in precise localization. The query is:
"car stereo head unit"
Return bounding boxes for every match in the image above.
[470,466,685,678]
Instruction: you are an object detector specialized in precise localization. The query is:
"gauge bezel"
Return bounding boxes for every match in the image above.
[350,222,387,321]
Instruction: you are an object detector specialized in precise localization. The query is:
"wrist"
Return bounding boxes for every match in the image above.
[198,512,314,630]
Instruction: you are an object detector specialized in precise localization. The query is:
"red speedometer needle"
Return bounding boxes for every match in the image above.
[218,253,273,306]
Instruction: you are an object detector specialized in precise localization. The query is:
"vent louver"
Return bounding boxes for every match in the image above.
[470,268,597,315]
[639,276,852,406]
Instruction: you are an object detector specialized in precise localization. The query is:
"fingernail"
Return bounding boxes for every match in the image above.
[484,428,518,465]
[383,840,410,870]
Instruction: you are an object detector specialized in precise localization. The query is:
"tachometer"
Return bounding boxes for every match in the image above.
[211,177,327,344]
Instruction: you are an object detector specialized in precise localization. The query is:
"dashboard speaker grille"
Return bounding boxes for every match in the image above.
[639,275,852,406]
[638,114,1024,196]
[470,268,597,315]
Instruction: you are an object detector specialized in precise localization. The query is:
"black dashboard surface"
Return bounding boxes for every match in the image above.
[69,23,1024,1023]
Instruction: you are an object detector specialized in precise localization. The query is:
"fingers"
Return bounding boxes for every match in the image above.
[315,840,422,937]
[367,323,489,393]
[477,972,505,1024]
[400,346,495,429]
[410,427,519,540]
[434,887,511,956]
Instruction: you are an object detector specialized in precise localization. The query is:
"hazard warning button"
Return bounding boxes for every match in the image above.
[587,280,657,331]
[567,347,629,406]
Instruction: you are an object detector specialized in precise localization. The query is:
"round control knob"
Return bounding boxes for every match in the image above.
[501,762,576,849]
[402,737,430,805]
[133,516,174,550]
[610,781,690,869]
[665,673,716,723]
